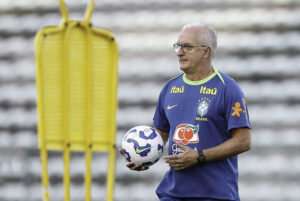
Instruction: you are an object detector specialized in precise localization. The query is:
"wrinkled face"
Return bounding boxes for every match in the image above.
[176,28,209,73]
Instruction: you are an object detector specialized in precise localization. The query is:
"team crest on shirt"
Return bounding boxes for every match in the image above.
[196,97,211,121]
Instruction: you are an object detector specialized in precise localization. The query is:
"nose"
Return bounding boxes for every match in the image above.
[176,46,184,56]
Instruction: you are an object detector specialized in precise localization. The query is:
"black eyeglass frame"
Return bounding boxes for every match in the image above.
[173,43,207,53]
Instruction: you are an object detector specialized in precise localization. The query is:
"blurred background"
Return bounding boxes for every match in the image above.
[0,0,300,200]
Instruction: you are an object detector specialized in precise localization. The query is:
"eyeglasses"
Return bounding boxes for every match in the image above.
[173,43,207,53]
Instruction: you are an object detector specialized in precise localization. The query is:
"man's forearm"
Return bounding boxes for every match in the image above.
[203,127,251,162]
[155,127,169,145]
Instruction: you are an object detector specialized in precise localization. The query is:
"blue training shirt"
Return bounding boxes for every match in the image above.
[153,67,251,200]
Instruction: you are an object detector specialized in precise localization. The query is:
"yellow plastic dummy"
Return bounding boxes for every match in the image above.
[35,0,118,200]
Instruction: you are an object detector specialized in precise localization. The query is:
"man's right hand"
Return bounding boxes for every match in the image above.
[119,148,149,171]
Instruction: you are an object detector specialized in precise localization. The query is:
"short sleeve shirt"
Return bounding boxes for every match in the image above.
[153,67,251,200]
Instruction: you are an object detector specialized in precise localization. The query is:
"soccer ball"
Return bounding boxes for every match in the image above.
[121,126,164,166]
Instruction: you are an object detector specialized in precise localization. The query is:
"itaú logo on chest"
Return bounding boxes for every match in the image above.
[170,85,184,94]
[200,86,217,95]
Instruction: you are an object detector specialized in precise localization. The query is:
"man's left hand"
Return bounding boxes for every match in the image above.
[164,143,198,170]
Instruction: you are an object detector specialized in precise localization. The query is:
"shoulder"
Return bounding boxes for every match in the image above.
[218,71,234,85]
[214,71,245,101]
[219,71,243,91]
[163,73,184,88]
[158,73,184,98]
[168,73,184,83]
[217,72,246,101]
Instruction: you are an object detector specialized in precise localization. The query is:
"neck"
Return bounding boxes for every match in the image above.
[184,63,214,81]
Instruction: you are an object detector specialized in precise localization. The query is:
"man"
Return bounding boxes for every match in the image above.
[122,23,251,201]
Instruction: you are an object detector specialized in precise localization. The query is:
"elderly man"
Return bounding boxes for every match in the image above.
[123,23,251,201]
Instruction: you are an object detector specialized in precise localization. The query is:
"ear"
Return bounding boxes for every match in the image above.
[204,46,211,59]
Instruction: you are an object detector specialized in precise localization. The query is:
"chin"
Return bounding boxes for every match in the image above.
[179,61,189,70]
[180,65,188,72]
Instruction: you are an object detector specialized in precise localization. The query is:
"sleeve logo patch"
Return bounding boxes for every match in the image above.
[231,98,248,119]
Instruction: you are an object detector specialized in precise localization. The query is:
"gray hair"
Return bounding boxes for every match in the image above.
[182,23,218,58]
